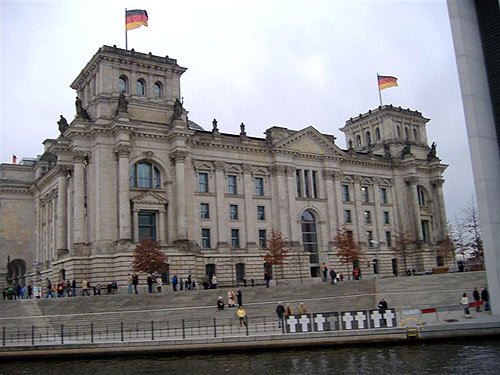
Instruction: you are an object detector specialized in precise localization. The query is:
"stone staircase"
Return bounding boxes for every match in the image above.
[0,271,487,338]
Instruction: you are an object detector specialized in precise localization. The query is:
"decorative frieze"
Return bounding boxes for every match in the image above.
[269,164,287,176]
[170,150,189,163]
[114,144,132,157]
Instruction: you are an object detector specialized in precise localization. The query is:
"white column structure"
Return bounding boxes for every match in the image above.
[242,164,256,247]
[115,144,132,242]
[56,166,69,255]
[214,161,228,247]
[73,151,87,244]
[432,178,447,240]
[407,177,423,241]
[285,166,299,243]
[170,150,189,241]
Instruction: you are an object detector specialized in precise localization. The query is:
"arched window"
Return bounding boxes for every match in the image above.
[118,75,128,93]
[375,127,381,141]
[301,210,319,277]
[153,81,163,98]
[130,161,161,189]
[355,134,362,147]
[396,125,401,139]
[366,131,372,145]
[404,127,410,140]
[136,79,146,96]
[413,128,420,141]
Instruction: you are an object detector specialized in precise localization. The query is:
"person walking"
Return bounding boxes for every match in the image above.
[211,275,218,289]
[71,279,77,297]
[298,302,308,315]
[147,274,154,294]
[322,263,328,282]
[237,288,243,307]
[276,302,285,328]
[472,287,481,312]
[127,274,133,294]
[132,273,139,294]
[237,305,247,327]
[228,289,236,307]
[481,288,490,312]
[81,278,90,296]
[461,293,471,318]
[285,303,293,318]
[329,269,337,284]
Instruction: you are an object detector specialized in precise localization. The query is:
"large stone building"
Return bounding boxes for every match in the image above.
[0,46,449,288]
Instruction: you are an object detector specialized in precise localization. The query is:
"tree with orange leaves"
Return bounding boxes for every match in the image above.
[133,239,168,274]
[333,226,361,275]
[262,230,289,283]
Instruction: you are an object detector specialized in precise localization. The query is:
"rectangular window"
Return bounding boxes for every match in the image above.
[364,210,372,224]
[138,212,156,242]
[255,177,264,196]
[201,228,211,248]
[200,203,210,219]
[259,229,267,248]
[344,209,352,224]
[199,172,208,193]
[304,170,310,197]
[383,211,390,225]
[367,231,373,247]
[361,186,370,203]
[228,175,237,195]
[312,171,318,198]
[342,184,350,202]
[421,220,430,242]
[385,231,392,247]
[231,229,240,249]
[257,206,266,221]
[380,187,388,204]
[296,170,302,197]
[229,204,239,220]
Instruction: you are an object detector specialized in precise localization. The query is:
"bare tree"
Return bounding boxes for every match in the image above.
[133,239,168,275]
[462,197,484,268]
[333,226,361,276]
[262,230,289,283]
[390,224,415,273]
[436,223,456,267]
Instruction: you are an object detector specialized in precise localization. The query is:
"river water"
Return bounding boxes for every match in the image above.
[1,339,499,375]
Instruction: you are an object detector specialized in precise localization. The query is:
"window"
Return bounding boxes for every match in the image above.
[231,229,240,249]
[385,231,392,247]
[200,203,210,219]
[366,131,372,145]
[257,206,266,221]
[118,75,128,93]
[367,231,374,247]
[228,175,237,195]
[153,82,163,98]
[421,220,430,242]
[130,162,161,189]
[229,204,239,220]
[375,127,381,141]
[417,186,426,206]
[259,229,267,248]
[296,170,302,197]
[342,184,350,202]
[356,134,362,147]
[304,170,310,197]
[235,263,245,283]
[361,186,370,203]
[383,211,390,225]
[344,209,352,224]
[255,177,264,196]
[201,228,211,248]
[405,127,410,140]
[199,172,208,193]
[138,212,156,241]
[413,128,419,141]
[301,210,319,277]
[380,187,388,204]
[397,125,401,139]
[136,79,146,96]
[312,171,318,198]
[364,211,372,224]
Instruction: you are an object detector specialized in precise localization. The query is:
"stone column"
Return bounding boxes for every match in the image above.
[333,171,344,230]
[286,166,299,243]
[115,144,132,242]
[73,151,87,244]
[214,161,228,247]
[170,150,189,241]
[132,209,139,242]
[270,164,289,238]
[372,178,383,242]
[242,164,256,247]
[406,177,423,241]
[56,166,69,256]
[432,178,447,240]
[352,175,363,240]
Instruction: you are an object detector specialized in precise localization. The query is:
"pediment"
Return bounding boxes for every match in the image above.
[273,127,346,157]
[131,191,168,205]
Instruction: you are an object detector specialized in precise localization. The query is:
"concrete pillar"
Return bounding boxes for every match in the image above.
[73,151,87,244]
[407,177,423,241]
[432,178,447,240]
[286,166,299,243]
[242,164,256,247]
[56,166,69,256]
[115,144,132,241]
[214,161,228,247]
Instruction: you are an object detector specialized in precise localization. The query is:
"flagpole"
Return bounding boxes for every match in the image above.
[125,8,128,50]
[377,73,383,106]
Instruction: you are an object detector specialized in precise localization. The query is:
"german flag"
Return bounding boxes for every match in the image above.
[378,75,398,90]
[126,9,148,31]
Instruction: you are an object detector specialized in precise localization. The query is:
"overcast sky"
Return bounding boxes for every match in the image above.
[0,0,475,220]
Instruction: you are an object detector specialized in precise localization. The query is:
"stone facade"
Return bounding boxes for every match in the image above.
[0,46,450,288]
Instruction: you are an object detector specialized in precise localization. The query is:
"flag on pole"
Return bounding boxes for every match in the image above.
[126,9,148,31]
[378,75,398,91]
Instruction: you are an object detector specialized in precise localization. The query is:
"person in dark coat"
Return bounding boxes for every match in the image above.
[276,302,285,328]
[472,287,481,312]
[481,288,490,312]
[237,288,243,307]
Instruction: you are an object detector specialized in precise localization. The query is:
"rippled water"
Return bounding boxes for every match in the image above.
[1,339,499,375]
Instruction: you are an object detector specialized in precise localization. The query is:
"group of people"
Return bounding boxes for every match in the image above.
[461,287,490,317]
[322,263,344,284]
[217,288,247,327]
[275,302,309,328]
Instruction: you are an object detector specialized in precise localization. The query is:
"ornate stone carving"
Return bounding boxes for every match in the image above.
[114,144,132,157]
[322,170,334,180]
[405,176,419,185]
[170,150,189,163]
[214,161,226,171]
[57,115,69,133]
[72,151,88,163]
[285,166,296,177]
[332,170,343,180]
[242,163,253,173]
[269,164,287,176]
[352,175,362,183]
[56,165,71,176]
[432,178,444,188]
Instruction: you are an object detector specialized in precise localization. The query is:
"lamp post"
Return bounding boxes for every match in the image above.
[370,240,381,277]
